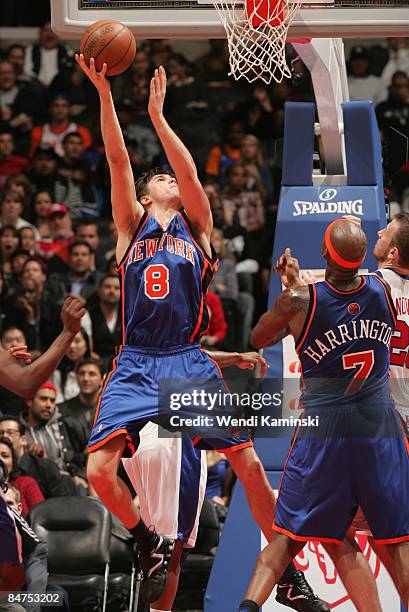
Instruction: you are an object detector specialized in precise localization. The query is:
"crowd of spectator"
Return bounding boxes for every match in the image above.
[0,21,409,606]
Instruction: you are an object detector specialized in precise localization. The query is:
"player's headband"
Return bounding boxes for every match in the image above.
[324,219,366,269]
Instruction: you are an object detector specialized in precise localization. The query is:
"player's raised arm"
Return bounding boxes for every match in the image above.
[148,66,213,254]
[0,297,85,398]
[75,54,144,257]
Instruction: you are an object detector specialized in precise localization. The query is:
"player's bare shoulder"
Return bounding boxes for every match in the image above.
[277,284,311,317]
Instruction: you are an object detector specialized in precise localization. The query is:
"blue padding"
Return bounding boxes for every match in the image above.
[205,472,282,612]
[282,102,315,187]
[343,101,383,187]
[254,437,292,470]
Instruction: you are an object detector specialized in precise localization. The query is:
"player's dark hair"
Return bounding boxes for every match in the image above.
[392,213,409,268]
[75,218,98,233]
[134,168,174,202]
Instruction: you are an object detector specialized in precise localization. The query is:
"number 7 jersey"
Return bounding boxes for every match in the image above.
[116,210,218,348]
[296,274,397,406]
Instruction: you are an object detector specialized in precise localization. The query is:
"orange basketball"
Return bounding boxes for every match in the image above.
[80,20,136,77]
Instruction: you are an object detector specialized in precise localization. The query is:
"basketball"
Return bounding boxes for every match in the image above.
[80,20,136,76]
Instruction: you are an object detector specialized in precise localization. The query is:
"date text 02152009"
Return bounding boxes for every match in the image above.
[1,592,62,606]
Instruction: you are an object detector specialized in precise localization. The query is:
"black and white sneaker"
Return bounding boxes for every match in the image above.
[276,570,330,611]
[138,535,175,603]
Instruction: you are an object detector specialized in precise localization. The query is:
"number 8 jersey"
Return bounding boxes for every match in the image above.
[377,268,409,424]
[117,210,217,348]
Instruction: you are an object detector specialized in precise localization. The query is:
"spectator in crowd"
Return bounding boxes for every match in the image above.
[29,146,72,207]
[48,54,99,119]
[52,328,91,402]
[222,162,265,233]
[6,43,45,98]
[104,219,118,263]
[201,290,227,349]
[0,225,21,287]
[240,134,273,204]
[24,22,71,87]
[113,50,152,117]
[21,258,47,295]
[0,327,27,416]
[0,415,80,498]
[347,45,387,104]
[30,94,92,158]
[0,129,29,188]
[44,240,103,306]
[205,121,245,181]
[165,52,217,173]
[19,226,37,255]
[2,276,43,352]
[0,59,41,155]
[0,190,39,237]
[89,274,121,367]
[376,70,409,138]
[381,38,409,86]
[19,382,88,491]
[115,98,160,170]
[4,172,33,210]
[234,84,277,143]
[31,190,52,238]
[58,357,104,431]
[196,40,231,89]
[204,181,228,229]
[0,435,44,516]
[211,227,255,351]
[36,203,73,261]
[75,219,106,271]
[10,250,30,282]
[58,131,87,177]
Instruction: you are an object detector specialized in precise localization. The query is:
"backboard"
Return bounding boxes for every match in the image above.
[51,0,409,40]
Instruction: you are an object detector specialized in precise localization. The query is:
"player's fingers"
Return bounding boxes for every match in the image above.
[285,247,292,257]
[90,57,96,74]
[101,62,108,77]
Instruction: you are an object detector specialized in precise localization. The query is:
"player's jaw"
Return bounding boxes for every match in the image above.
[373,221,395,264]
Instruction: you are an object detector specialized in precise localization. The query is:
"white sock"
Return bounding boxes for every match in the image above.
[150,609,171,612]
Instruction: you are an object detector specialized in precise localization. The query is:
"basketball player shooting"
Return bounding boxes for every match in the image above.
[238,218,409,612]
[76,55,330,610]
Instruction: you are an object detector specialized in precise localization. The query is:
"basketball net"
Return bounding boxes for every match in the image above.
[213,0,306,84]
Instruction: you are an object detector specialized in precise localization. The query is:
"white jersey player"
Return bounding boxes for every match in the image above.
[374,213,409,427]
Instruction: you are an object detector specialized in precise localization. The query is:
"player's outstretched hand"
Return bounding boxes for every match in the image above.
[75,54,110,96]
[275,248,302,288]
[148,66,166,120]
[61,296,86,336]
[8,345,32,365]
[236,352,268,378]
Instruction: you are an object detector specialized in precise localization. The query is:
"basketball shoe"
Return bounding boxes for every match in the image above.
[138,534,175,602]
[276,570,330,611]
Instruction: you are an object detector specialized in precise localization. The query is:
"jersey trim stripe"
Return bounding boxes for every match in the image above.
[219,440,253,454]
[88,427,128,453]
[90,345,124,431]
[179,211,217,266]
[373,534,409,544]
[371,273,398,325]
[116,211,149,270]
[295,284,316,352]
[276,424,301,498]
[324,277,366,294]
[189,261,208,343]
[273,523,342,545]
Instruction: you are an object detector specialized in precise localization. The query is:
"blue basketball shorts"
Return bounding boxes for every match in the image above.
[273,403,409,544]
[88,343,252,456]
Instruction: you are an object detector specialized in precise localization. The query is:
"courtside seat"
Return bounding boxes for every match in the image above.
[29,496,111,612]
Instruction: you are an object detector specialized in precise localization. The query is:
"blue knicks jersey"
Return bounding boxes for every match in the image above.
[117,210,217,348]
[295,275,397,405]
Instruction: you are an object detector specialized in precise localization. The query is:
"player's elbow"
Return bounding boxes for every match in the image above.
[250,328,265,349]
[107,148,129,166]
